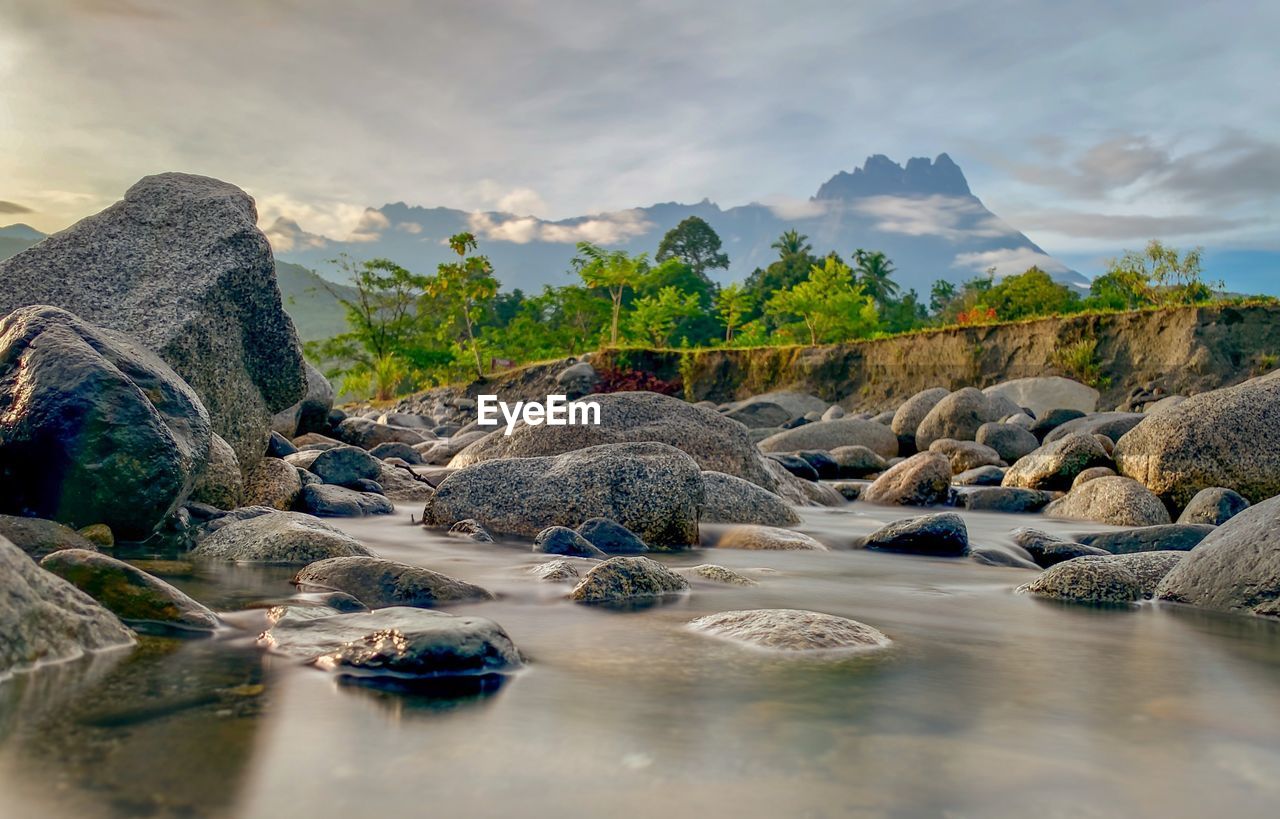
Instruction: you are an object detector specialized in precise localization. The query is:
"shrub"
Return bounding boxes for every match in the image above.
[594,367,683,396]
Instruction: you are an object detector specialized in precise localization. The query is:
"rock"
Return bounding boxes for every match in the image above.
[958,487,1054,513]
[262,606,522,681]
[767,453,819,481]
[1111,551,1184,597]
[189,434,243,510]
[1112,376,1280,509]
[831,482,862,501]
[953,465,1006,486]
[915,388,1005,450]
[1012,528,1109,568]
[375,463,435,503]
[369,442,426,465]
[376,412,434,430]
[729,391,827,419]
[529,560,580,581]
[452,391,779,491]
[300,484,395,517]
[267,431,298,459]
[1030,408,1087,440]
[758,418,898,459]
[830,445,888,478]
[1001,432,1111,491]
[426,442,703,548]
[555,360,599,398]
[700,471,800,526]
[0,306,212,539]
[242,457,304,510]
[568,556,689,604]
[983,377,1099,419]
[285,446,383,486]
[1177,487,1250,526]
[1075,524,1214,555]
[891,387,950,454]
[272,361,335,438]
[575,518,650,554]
[970,546,1040,569]
[687,609,890,652]
[295,556,493,609]
[821,405,846,421]
[686,565,757,586]
[975,422,1039,463]
[1071,466,1117,489]
[862,512,969,556]
[192,510,373,564]
[0,536,134,676]
[39,549,219,635]
[716,525,828,551]
[795,450,839,479]
[533,526,607,558]
[1156,495,1280,617]
[1043,412,1146,445]
[77,524,115,549]
[0,173,306,468]
[928,438,1003,474]
[1044,476,1171,527]
[861,452,952,507]
[348,478,384,494]
[447,519,494,543]
[1144,395,1187,415]
[293,432,343,449]
[774,470,846,507]
[0,514,100,559]
[337,417,428,449]
[418,430,490,465]
[1018,556,1143,605]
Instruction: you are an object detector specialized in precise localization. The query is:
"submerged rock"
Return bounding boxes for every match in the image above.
[568,556,689,604]
[1044,476,1171,527]
[1018,556,1143,605]
[193,510,373,564]
[1111,551,1184,598]
[529,560,581,582]
[575,518,650,554]
[957,487,1054,513]
[686,565,757,586]
[688,609,890,652]
[1177,487,1250,526]
[295,556,493,609]
[533,526,607,558]
[861,452,952,507]
[700,471,800,526]
[716,525,828,551]
[447,519,494,543]
[862,512,969,557]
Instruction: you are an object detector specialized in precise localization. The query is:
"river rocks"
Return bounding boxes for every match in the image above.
[373,463,434,503]
[286,446,382,486]
[1155,495,1280,617]
[1177,487,1250,526]
[369,442,425,465]
[891,387,950,453]
[686,565,757,586]
[1071,466,1116,489]
[1075,524,1214,555]
[716,525,828,551]
[448,519,494,543]
[337,417,429,449]
[242,457,303,510]
[555,360,599,398]
[687,609,890,652]
[731,391,827,419]
[192,511,373,564]
[830,445,888,477]
[567,556,689,604]
[821,405,846,421]
[39,549,219,635]
[758,418,898,460]
[983,376,1099,419]
[794,450,839,479]
[975,422,1040,463]
[0,305,213,539]
[1012,528,1110,568]
[1001,432,1111,491]
[0,514,99,559]
[970,545,1040,569]
[862,512,969,556]
[426,442,703,548]
[1044,476,1171,527]
[861,452,952,507]
[1018,556,1143,605]
[529,560,579,581]
[1112,551,1184,597]
[928,438,1003,474]
[1044,412,1146,445]
[768,453,819,481]
[533,526,607,558]
[700,471,800,526]
[0,536,135,676]
[575,518,650,554]
[189,434,243,510]
[953,465,1006,486]
[1115,372,1280,507]
[915,388,1006,450]
[957,487,1054,513]
[295,556,494,608]
[272,361,335,438]
[724,400,791,429]
[300,484,395,517]
[1030,408,1086,440]
[0,173,307,468]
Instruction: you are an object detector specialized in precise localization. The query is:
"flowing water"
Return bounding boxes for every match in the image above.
[2,499,1279,818]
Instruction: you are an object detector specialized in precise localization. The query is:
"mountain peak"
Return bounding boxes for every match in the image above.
[0,223,46,241]
[813,153,971,200]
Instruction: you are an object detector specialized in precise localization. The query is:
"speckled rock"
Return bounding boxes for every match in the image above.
[716,525,828,551]
[533,526,607,558]
[1001,432,1111,491]
[0,514,99,559]
[447,519,494,543]
[891,387,950,453]
[1044,476,1171,527]
[575,518,649,554]
[300,484,395,517]
[1012,528,1110,568]
[1071,466,1117,489]
[285,446,382,486]
[1111,551,1184,597]
[686,565,757,586]
[242,457,303,510]
[975,422,1040,463]
[700,471,800,526]
[862,512,969,556]
[928,438,1003,474]
[829,445,889,478]
[758,418,898,460]
[688,609,890,652]
[1018,556,1143,605]
[1044,412,1146,445]
[295,557,492,609]
[568,556,689,604]
[192,510,373,564]
[529,560,580,582]
[915,388,1006,449]
[861,452,952,507]
[1177,487,1250,526]
[1075,524,1214,555]
[189,434,243,510]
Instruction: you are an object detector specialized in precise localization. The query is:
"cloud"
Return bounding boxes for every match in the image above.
[764,197,830,220]
[395,221,422,234]
[852,195,1015,241]
[347,208,389,243]
[1014,136,1170,197]
[495,187,548,216]
[952,247,1070,277]
[467,209,653,245]
[262,217,328,253]
[1021,208,1255,240]
[254,193,377,245]
[0,200,33,214]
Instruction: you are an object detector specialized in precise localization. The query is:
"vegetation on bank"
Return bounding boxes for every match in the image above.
[303,215,1265,400]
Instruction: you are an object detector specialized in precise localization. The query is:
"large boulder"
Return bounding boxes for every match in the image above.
[1001,432,1111,492]
[0,536,135,676]
[426,442,703,548]
[0,173,306,468]
[914,388,1006,450]
[1043,412,1145,445]
[336,417,429,449]
[271,361,335,438]
[1114,372,1280,507]
[242,457,303,510]
[890,387,950,453]
[861,452,952,507]
[451,391,778,491]
[1177,487,1250,526]
[285,446,382,486]
[300,484,394,517]
[192,510,373,564]
[700,471,800,526]
[1075,524,1214,555]
[0,306,212,539]
[688,609,890,653]
[295,556,494,609]
[1043,476,1171,527]
[983,377,1098,419]
[758,418,898,459]
[1155,495,1280,617]
[0,514,99,560]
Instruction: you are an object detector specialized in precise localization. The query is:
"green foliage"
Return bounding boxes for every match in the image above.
[1051,339,1109,388]
[574,242,650,345]
[743,230,818,320]
[429,232,499,379]
[765,256,880,345]
[853,249,901,305]
[983,267,1081,320]
[715,282,753,342]
[627,286,701,347]
[1088,240,1219,308]
[655,216,729,277]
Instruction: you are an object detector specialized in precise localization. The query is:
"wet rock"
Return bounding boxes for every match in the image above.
[1111,551,1184,597]
[375,463,435,503]
[957,487,1054,513]
[768,453,819,482]
[970,546,1039,570]
[953,465,1006,486]
[975,422,1040,463]
[758,418,898,460]
[533,526,607,558]
[369,442,426,465]
[724,400,791,429]
[272,361,335,438]
[716,525,828,551]
[77,524,115,549]
[862,512,969,557]
[295,556,494,609]
[1177,487,1250,526]
[928,438,1003,474]
[700,471,800,526]
[915,388,1006,449]
[0,514,99,559]
[447,519,494,543]
[891,387,950,454]
[529,560,580,582]
[1156,495,1280,617]
[1044,476,1171,527]
[1075,524,1214,555]
[0,536,134,675]
[686,565,757,586]
[189,434,243,511]
[267,431,298,459]
[285,446,382,487]
[861,452,952,507]
[831,482,862,501]
[830,445,888,478]
[1012,527,1110,568]
[425,442,703,549]
[300,484,395,517]
[0,306,212,539]
[192,510,373,564]
[1018,556,1142,605]
[983,377,1099,419]
[688,609,890,652]
[1044,412,1146,445]
[795,450,839,479]
[348,478,385,495]
[575,518,650,554]
[40,549,219,634]
[1001,432,1111,491]
[1071,466,1117,489]
[242,457,303,510]
[1029,408,1087,439]
[567,556,689,604]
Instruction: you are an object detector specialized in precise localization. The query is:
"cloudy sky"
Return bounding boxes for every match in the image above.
[2,0,1277,285]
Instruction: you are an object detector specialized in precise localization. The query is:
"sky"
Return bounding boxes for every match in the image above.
[1,0,1277,285]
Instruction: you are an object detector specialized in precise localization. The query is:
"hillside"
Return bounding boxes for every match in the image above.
[274,261,354,342]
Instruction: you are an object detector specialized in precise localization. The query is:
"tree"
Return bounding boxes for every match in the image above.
[743,230,818,319]
[765,256,879,345]
[771,229,812,258]
[853,249,901,306]
[428,232,499,379]
[879,289,928,334]
[982,266,1080,320]
[1101,240,1217,305]
[627,286,701,347]
[573,242,649,346]
[655,216,729,277]
[929,279,957,315]
[715,282,753,343]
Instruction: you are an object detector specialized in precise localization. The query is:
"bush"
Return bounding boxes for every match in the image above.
[594,367,683,396]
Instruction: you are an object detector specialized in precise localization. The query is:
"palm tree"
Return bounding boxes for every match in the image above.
[853,249,900,305]
[770,229,811,260]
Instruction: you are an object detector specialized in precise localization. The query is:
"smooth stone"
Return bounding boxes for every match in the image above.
[533,526,607,558]
[529,560,580,582]
[716,525,828,551]
[568,556,689,604]
[686,565,757,586]
[1071,466,1117,489]
[1177,487,1250,526]
[915,388,1007,450]
[575,518,650,554]
[861,452,952,507]
[447,519,494,543]
[285,446,382,486]
[952,465,1006,487]
[300,484,395,517]
[0,514,99,559]
[829,445,889,478]
[1018,556,1143,605]
[758,418,899,460]
[1012,527,1111,569]
[862,512,969,557]
[688,609,890,652]
[369,442,426,465]
[928,438,1003,474]
[1075,524,1215,555]
[1044,476,1172,527]
[891,387,950,453]
[767,453,819,482]
[975,422,1040,463]
[192,511,373,564]
[957,487,1054,513]
[700,471,800,526]
[295,556,494,608]
[1001,432,1112,491]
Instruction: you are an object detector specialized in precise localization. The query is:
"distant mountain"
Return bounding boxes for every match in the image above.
[273,154,1088,294]
[0,223,43,261]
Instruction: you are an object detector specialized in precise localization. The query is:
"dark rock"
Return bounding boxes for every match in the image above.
[295,556,494,609]
[272,361,335,438]
[863,512,969,556]
[337,417,429,449]
[575,518,650,554]
[369,442,426,465]
[1075,524,1214,555]
[928,438,1003,474]
[1177,487,1250,526]
[767,454,819,482]
[0,514,99,559]
[285,446,382,486]
[533,526,607,558]
[953,465,1006,486]
[242,457,303,510]
[349,478,384,495]
[447,519,494,543]
[1012,527,1110,568]
[193,510,373,564]
[1030,408,1086,439]
[1044,412,1146,445]
[795,450,839,479]
[975,422,1039,463]
[982,377,1098,420]
[267,431,299,458]
[758,418,898,459]
[555,360,599,399]
[830,445,889,478]
[970,546,1039,570]
[723,400,791,429]
[958,487,1054,513]
[301,484,394,517]
[568,556,689,604]
[861,452,952,507]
